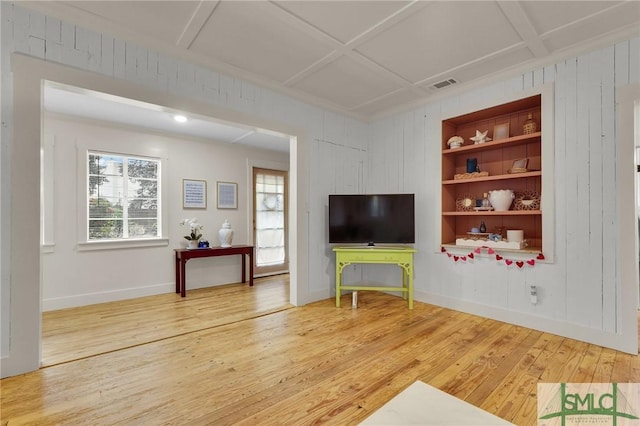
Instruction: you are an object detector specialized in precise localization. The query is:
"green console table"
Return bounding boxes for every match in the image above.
[333,245,417,309]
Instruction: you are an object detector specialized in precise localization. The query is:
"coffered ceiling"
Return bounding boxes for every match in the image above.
[23,1,640,121]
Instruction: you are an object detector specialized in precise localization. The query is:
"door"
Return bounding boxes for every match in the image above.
[253,168,288,276]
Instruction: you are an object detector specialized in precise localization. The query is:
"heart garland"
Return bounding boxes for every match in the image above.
[441,246,543,268]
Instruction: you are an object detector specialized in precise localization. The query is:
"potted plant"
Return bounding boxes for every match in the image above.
[180,218,203,249]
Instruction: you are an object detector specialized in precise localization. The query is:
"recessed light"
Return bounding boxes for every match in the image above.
[173,114,187,123]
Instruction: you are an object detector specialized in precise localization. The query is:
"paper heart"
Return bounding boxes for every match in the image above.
[441,247,446,253]
[461,256,467,261]
[496,254,503,261]
[454,255,459,262]
[447,253,452,257]
[537,253,545,260]
[527,259,535,266]
[468,253,474,259]
[474,248,481,254]
[505,259,513,266]
[516,261,524,268]
[487,248,495,254]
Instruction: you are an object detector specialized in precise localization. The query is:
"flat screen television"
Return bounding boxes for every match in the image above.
[328,193,415,245]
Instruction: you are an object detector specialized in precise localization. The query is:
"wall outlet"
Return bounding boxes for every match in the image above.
[530,285,537,305]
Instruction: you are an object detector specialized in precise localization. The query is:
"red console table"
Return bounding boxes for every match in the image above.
[174,245,254,297]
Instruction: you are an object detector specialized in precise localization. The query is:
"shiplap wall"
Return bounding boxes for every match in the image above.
[1,2,638,370]
[0,3,368,363]
[368,38,640,346]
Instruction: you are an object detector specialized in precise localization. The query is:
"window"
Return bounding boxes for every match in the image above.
[88,151,160,241]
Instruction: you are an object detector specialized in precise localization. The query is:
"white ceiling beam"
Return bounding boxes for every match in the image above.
[177,0,220,49]
[278,1,431,90]
[341,1,432,51]
[348,87,411,113]
[413,42,528,88]
[282,51,342,87]
[537,1,635,40]
[231,130,255,144]
[497,1,549,58]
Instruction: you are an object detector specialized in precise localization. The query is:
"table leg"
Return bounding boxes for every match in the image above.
[175,252,180,294]
[241,253,246,283]
[181,259,187,297]
[335,262,341,308]
[402,266,406,300]
[249,251,254,286]
[408,266,414,310]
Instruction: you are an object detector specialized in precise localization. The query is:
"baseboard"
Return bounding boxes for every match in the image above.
[306,288,331,305]
[43,283,175,311]
[415,290,638,355]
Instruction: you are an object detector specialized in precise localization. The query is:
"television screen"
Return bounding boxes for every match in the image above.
[328,194,415,245]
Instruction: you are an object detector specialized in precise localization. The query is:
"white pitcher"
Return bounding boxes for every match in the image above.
[488,189,514,211]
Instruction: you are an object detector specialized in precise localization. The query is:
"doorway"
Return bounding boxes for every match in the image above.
[253,167,288,276]
[2,54,309,378]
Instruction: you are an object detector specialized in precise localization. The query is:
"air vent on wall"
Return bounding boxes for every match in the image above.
[432,78,458,89]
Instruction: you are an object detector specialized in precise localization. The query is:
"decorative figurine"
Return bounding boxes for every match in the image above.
[470,130,492,144]
[523,113,537,134]
[447,135,464,149]
[466,158,478,173]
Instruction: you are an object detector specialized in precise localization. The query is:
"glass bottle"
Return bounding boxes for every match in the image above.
[523,113,537,134]
[481,192,491,208]
[479,221,486,233]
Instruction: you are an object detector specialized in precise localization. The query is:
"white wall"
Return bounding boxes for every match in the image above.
[42,114,289,310]
[1,1,637,377]
[0,3,368,376]
[368,38,640,353]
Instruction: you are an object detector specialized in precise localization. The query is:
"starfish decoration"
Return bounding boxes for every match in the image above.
[470,130,492,144]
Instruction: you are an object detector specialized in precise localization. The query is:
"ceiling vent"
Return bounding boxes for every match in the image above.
[432,78,458,89]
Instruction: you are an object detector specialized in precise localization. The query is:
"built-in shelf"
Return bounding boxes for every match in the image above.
[442,210,542,216]
[443,171,541,185]
[442,132,541,155]
[441,243,542,255]
[440,92,550,256]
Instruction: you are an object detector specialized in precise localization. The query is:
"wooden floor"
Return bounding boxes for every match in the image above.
[1,275,638,425]
[41,275,292,366]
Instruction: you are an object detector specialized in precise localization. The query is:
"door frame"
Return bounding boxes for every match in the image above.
[252,167,289,276]
[1,54,308,378]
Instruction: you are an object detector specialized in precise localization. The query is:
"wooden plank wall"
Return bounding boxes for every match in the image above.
[0,3,369,309]
[367,37,640,342]
[1,2,638,354]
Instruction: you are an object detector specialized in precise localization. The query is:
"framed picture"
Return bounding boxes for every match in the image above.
[183,179,207,209]
[512,158,529,169]
[493,122,510,140]
[217,181,238,209]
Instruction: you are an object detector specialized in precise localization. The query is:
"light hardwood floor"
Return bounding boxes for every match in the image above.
[1,275,638,425]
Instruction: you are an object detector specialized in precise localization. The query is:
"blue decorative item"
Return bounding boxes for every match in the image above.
[466,158,478,173]
[198,240,210,248]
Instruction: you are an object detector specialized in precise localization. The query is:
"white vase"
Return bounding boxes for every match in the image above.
[488,189,515,211]
[187,240,199,249]
[218,220,234,247]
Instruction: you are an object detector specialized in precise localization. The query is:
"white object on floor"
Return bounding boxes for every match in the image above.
[360,381,514,425]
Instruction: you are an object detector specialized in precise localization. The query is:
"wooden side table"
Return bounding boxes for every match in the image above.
[174,245,254,297]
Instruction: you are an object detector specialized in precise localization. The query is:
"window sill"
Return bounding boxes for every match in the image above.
[77,238,170,251]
